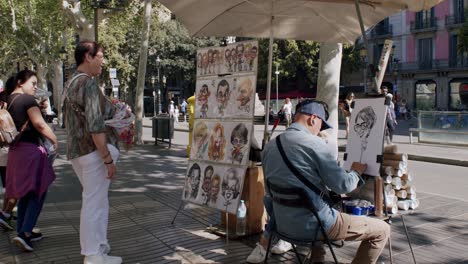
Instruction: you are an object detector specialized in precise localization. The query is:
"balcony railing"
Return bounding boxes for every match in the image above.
[410,17,437,32]
[370,24,393,38]
[399,59,468,71]
[445,14,465,28]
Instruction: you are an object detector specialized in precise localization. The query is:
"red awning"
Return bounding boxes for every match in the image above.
[258,90,316,100]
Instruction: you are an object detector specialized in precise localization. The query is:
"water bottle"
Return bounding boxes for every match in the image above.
[236,200,247,236]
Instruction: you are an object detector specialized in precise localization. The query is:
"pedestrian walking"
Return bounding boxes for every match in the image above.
[181,99,187,122]
[174,106,180,123]
[385,93,397,144]
[340,92,355,138]
[63,41,122,264]
[282,98,292,128]
[5,70,57,252]
[168,100,175,118]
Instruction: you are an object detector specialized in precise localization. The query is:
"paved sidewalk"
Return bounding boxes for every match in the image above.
[0,123,466,263]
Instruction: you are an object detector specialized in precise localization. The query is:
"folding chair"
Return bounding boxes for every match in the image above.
[264,179,339,264]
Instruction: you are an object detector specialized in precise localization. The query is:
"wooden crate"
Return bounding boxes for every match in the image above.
[221,166,267,236]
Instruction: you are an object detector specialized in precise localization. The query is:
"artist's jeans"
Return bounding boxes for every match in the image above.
[17,191,47,234]
[71,144,119,256]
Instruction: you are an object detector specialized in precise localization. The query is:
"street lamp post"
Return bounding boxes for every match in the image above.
[151,76,156,116]
[157,89,161,115]
[275,64,279,113]
[156,56,161,114]
[359,47,368,93]
[162,75,167,113]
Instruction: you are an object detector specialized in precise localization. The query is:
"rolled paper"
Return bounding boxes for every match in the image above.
[401,173,413,182]
[396,190,407,199]
[408,199,420,209]
[395,169,404,177]
[384,144,398,154]
[392,177,402,190]
[406,186,416,194]
[407,193,417,200]
[386,204,398,214]
[384,166,394,176]
[383,159,405,170]
[397,200,410,210]
[384,184,393,193]
[384,175,393,184]
[401,180,412,189]
[385,189,395,197]
[383,153,408,162]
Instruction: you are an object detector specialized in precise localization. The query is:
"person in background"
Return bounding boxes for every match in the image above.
[180,99,187,122]
[174,105,180,123]
[385,93,397,144]
[340,92,355,138]
[399,98,408,120]
[168,100,175,119]
[64,41,122,264]
[5,70,57,252]
[282,98,292,128]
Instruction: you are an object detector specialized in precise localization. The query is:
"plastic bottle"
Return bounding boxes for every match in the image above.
[236,200,247,236]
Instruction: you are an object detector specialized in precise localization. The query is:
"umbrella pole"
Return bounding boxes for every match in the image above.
[262,15,274,148]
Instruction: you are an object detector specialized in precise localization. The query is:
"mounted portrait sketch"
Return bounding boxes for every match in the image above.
[194,75,257,119]
[182,161,247,214]
[196,40,258,77]
[343,97,387,176]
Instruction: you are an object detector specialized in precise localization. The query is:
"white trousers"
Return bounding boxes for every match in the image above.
[71,144,119,256]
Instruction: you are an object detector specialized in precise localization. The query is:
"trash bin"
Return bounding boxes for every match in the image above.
[152,115,174,148]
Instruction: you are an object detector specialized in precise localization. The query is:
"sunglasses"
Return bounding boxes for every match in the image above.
[295,99,330,120]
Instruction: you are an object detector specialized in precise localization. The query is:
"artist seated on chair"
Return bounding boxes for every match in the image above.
[247,100,390,264]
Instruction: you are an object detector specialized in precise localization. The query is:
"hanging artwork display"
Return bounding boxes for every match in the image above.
[183,161,247,214]
[183,40,258,214]
[197,41,258,77]
[191,120,252,165]
[343,98,387,176]
[194,75,257,119]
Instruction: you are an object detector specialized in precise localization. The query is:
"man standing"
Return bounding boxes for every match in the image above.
[64,41,122,264]
[282,98,292,128]
[247,100,389,264]
[181,99,187,122]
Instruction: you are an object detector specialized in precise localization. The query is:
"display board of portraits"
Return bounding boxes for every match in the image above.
[343,98,387,176]
[196,41,258,77]
[191,120,253,166]
[194,75,257,119]
[183,161,247,214]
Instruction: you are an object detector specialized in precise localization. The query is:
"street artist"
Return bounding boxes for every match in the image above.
[247,99,389,264]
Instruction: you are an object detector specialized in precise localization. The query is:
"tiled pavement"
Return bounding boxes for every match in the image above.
[0,129,467,263]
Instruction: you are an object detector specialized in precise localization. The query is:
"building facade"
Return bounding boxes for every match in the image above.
[347,0,468,112]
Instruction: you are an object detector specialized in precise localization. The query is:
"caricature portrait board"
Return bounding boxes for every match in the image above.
[194,75,257,119]
[196,40,258,77]
[343,98,387,176]
[182,161,247,214]
[191,120,253,166]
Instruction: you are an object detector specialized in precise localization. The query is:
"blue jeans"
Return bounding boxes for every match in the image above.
[17,191,47,234]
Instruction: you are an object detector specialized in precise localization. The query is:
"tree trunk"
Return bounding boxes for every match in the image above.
[316,43,342,160]
[134,0,153,144]
[52,61,64,122]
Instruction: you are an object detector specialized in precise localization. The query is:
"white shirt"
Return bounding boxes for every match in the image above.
[283,102,292,115]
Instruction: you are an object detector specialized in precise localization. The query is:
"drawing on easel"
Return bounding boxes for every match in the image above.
[200,165,214,205]
[191,121,210,160]
[183,163,201,200]
[229,123,249,164]
[343,98,387,176]
[216,79,231,116]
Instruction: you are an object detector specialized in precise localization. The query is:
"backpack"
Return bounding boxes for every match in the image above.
[0,95,29,146]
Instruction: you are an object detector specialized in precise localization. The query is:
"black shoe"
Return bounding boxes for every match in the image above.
[30,231,43,242]
[0,213,13,231]
[13,233,34,252]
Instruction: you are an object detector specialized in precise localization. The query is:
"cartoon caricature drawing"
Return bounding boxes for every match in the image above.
[354,106,377,161]
[201,53,209,75]
[197,53,202,75]
[221,168,241,207]
[216,79,231,116]
[198,84,211,118]
[208,123,226,161]
[209,174,221,205]
[230,123,249,164]
[193,122,209,159]
[236,78,253,113]
[231,48,237,72]
[236,44,245,72]
[184,163,201,200]
[225,49,232,72]
[201,165,214,205]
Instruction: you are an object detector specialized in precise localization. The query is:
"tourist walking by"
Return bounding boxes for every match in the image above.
[168,100,175,118]
[180,99,187,122]
[5,70,57,252]
[385,93,397,144]
[174,105,180,123]
[399,98,408,120]
[282,98,292,128]
[63,41,122,264]
[340,92,355,138]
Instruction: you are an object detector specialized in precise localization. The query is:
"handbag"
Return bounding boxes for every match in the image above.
[275,135,342,208]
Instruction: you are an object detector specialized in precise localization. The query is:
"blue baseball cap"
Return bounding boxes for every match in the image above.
[295,100,332,131]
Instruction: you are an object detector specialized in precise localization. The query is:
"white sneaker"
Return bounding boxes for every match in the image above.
[84,254,122,264]
[100,243,111,254]
[246,243,267,263]
[271,239,293,254]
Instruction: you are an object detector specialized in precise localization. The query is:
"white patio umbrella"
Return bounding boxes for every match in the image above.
[158,0,443,142]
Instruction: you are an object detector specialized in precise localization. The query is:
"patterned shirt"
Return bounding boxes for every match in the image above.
[63,71,117,160]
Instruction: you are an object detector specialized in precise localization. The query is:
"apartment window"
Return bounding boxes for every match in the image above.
[449,79,468,110]
[454,0,464,20]
[418,38,433,69]
[415,80,437,110]
[416,8,435,27]
[449,35,468,66]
